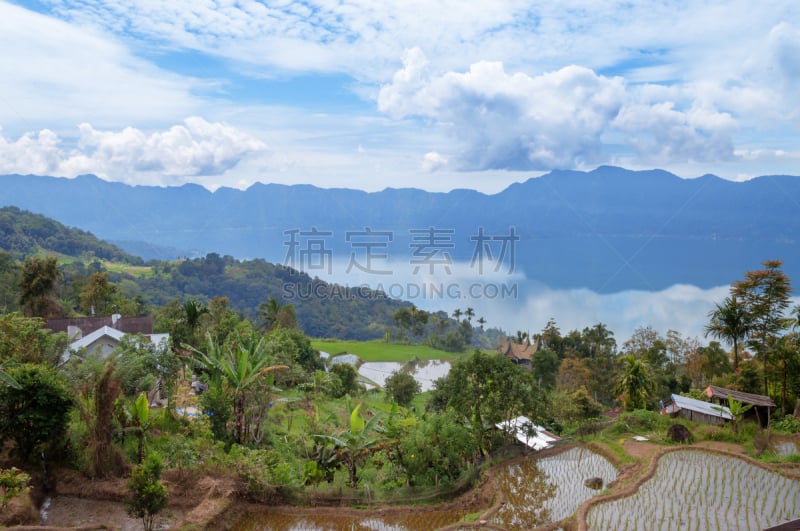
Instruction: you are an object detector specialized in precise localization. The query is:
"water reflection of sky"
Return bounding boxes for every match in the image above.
[358,360,452,392]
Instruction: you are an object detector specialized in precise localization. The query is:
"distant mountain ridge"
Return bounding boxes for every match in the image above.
[1,166,798,292]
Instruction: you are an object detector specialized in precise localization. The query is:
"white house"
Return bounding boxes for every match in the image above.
[64,325,169,361]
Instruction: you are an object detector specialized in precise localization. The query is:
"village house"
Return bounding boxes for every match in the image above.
[705,385,776,427]
[496,336,539,368]
[660,393,732,425]
[47,314,169,361]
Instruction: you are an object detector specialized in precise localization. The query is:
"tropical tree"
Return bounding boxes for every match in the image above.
[733,260,792,395]
[315,401,383,488]
[0,364,73,462]
[123,392,162,463]
[452,308,463,322]
[614,355,652,410]
[430,351,544,454]
[714,397,753,434]
[187,332,287,445]
[464,307,475,323]
[705,295,748,371]
[80,271,115,315]
[258,296,281,332]
[182,298,208,346]
[476,317,486,330]
[384,371,420,406]
[19,256,62,318]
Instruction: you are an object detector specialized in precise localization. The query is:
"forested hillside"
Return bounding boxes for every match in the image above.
[0,208,411,339]
[0,206,143,264]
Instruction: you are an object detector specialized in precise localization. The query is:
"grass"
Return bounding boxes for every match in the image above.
[101,260,154,278]
[311,339,463,362]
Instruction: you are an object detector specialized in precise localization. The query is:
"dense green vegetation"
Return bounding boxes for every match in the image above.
[0,210,799,528]
[0,206,143,264]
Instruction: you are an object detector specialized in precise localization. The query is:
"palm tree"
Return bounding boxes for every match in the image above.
[188,332,287,445]
[477,317,486,331]
[705,295,749,371]
[182,298,208,345]
[452,308,463,322]
[258,296,281,332]
[614,355,652,410]
[465,308,475,323]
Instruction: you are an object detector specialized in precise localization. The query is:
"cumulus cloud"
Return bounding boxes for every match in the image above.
[379,49,626,170]
[0,118,267,184]
[378,48,743,171]
[421,152,448,173]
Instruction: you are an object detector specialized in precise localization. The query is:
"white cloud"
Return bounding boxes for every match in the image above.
[0,2,201,132]
[379,49,626,170]
[378,49,745,170]
[0,118,267,185]
[421,152,448,173]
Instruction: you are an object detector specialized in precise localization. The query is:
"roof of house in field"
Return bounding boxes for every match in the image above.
[47,314,153,336]
[663,394,732,420]
[65,326,169,359]
[68,325,126,352]
[496,337,537,361]
[495,415,561,451]
[705,385,776,408]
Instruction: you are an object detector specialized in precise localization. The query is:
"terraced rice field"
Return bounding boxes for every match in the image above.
[491,447,617,529]
[587,450,800,530]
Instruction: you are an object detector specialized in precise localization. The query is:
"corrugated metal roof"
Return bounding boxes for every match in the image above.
[495,415,561,451]
[671,393,732,420]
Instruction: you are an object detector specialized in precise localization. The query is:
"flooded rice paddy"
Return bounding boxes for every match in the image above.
[232,447,616,530]
[587,449,800,531]
[232,509,467,530]
[490,447,617,529]
[358,359,452,392]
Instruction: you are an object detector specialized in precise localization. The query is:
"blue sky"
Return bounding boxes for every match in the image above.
[1,0,799,192]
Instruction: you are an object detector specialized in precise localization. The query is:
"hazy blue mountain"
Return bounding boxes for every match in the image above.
[1,166,798,292]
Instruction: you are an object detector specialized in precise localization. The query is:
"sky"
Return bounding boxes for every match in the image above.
[1,0,800,193]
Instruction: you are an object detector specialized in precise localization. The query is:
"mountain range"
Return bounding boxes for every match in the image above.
[1,166,798,293]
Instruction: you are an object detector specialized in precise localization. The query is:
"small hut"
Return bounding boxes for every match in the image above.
[704,385,776,427]
[661,394,731,425]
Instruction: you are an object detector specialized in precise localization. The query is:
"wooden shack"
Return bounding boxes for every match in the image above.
[661,394,732,425]
[704,385,776,427]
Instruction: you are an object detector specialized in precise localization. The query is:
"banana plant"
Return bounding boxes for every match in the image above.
[124,392,162,463]
[313,399,384,488]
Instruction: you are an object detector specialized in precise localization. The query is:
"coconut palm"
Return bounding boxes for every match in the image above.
[705,295,749,371]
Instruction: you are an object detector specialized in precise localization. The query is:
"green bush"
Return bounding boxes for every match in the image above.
[771,415,800,434]
[0,364,73,461]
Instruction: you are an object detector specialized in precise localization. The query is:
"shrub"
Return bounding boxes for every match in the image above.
[0,364,73,462]
[771,415,800,434]
[127,453,168,531]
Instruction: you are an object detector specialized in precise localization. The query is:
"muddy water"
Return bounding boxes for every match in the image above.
[233,447,616,530]
[232,508,467,530]
[491,447,617,529]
